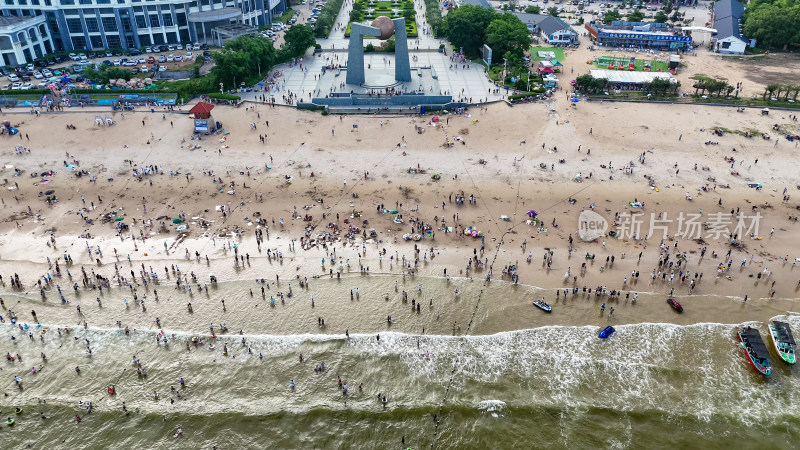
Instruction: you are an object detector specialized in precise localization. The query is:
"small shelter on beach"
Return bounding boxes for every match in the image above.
[189,102,215,119]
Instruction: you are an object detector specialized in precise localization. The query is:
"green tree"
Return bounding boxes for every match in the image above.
[441,5,496,57]
[653,11,668,23]
[81,66,134,85]
[486,13,533,58]
[281,24,316,60]
[548,6,559,16]
[627,9,644,22]
[526,5,541,13]
[212,35,277,88]
[743,3,800,50]
[764,82,779,100]
[575,74,594,92]
[603,8,622,24]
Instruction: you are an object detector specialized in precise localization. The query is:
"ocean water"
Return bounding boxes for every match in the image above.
[3,315,800,449]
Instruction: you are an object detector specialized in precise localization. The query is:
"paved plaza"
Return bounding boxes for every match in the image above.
[237,0,505,105]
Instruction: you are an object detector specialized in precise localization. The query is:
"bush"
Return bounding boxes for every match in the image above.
[508,89,546,100]
[314,0,345,37]
[207,93,241,101]
[423,0,443,35]
[0,89,51,96]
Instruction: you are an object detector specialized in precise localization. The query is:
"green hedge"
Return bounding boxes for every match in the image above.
[207,93,241,101]
[0,89,50,96]
[314,0,345,37]
[509,89,546,100]
[423,0,442,35]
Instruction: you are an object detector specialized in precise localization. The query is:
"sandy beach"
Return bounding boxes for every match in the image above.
[1,95,800,334]
[2,87,800,449]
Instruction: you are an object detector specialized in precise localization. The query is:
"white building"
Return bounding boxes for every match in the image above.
[0,14,53,67]
[0,0,287,64]
[712,0,754,55]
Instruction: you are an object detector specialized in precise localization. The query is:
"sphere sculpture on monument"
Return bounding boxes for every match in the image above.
[371,16,395,40]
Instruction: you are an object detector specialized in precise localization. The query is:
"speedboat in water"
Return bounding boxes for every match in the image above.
[738,326,772,375]
[533,300,552,312]
[769,321,796,365]
[667,298,683,313]
[598,326,615,339]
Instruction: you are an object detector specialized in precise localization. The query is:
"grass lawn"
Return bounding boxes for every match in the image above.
[530,46,565,62]
[348,0,416,37]
[345,21,416,37]
[592,56,669,72]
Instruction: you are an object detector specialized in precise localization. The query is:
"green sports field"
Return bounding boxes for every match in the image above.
[592,56,669,71]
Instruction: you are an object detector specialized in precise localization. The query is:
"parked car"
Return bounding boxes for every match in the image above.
[11,82,23,89]
[77,60,92,66]
[185,52,193,60]
[20,82,34,90]
[166,54,174,62]
[167,45,175,51]
[158,55,166,63]
[129,49,141,56]
[145,47,153,53]
[113,59,122,66]
[33,71,43,79]
[7,74,19,82]
[175,55,183,61]
[176,44,184,50]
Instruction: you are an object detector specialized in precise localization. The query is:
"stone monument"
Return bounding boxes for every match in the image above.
[346,16,412,86]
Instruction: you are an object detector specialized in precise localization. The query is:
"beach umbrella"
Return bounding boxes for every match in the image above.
[173,218,183,224]
[570,98,579,103]
[527,210,538,218]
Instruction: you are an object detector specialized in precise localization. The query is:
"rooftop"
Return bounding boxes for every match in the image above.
[514,13,575,36]
[456,0,491,9]
[188,7,243,23]
[714,0,745,21]
[589,69,675,84]
[713,15,744,40]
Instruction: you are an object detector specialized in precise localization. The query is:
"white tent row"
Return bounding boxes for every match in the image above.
[589,69,676,84]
